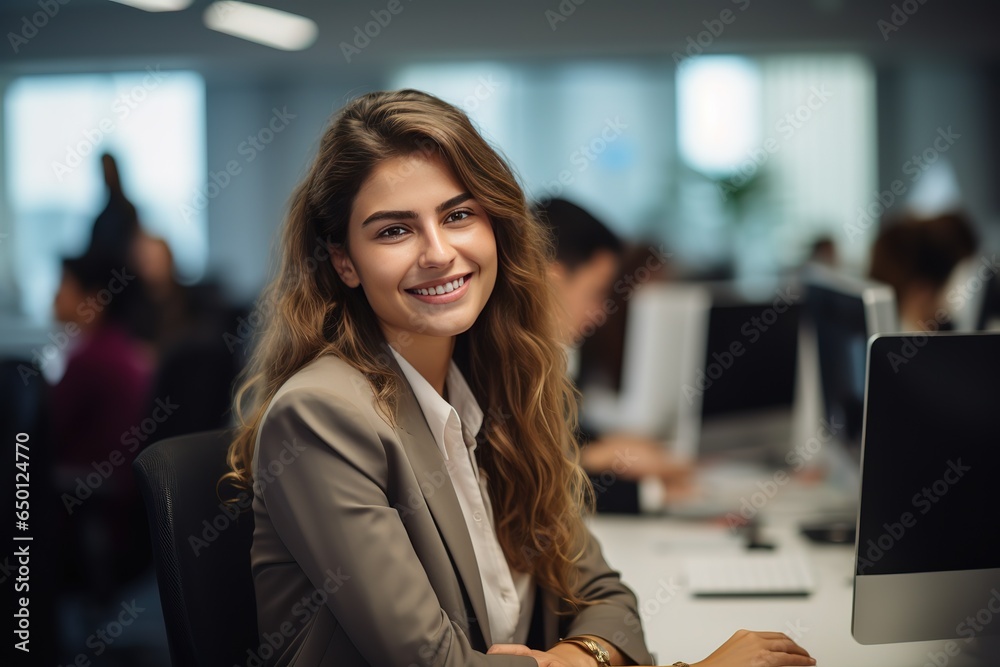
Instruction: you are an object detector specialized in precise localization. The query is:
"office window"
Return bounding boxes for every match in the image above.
[391,62,670,240]
[392,62,517,164]
[391,56,874,275]
[3,71,205,323]
[673,54,876,274]
[677,56,762,177]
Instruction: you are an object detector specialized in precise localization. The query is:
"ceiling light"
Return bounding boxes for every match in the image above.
[110,0,194,11]
[203,1,318,51]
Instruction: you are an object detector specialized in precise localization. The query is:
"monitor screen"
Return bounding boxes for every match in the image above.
[694,284,801,458]
[699,300,800,419]
[804,269,897,455]
[853,332,1000,645]
[805,283,869,451]
[858,334,999,576]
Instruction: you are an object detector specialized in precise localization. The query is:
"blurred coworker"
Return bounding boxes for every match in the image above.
[869,211,977,332]
[930,211,987,329]
[131,232,242,440]
[535,198,691,513]
[50,252,153,596]
[807,235,838,268]
[87,153,140,266]
[128,231,200,353]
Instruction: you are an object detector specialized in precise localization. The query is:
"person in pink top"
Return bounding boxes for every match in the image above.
[49,252,154,595]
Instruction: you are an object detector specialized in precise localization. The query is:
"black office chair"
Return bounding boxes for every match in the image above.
[133,429,259,667]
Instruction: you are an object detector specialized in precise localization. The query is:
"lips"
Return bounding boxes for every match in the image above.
[405,273,470,296]
[405,273,472,304]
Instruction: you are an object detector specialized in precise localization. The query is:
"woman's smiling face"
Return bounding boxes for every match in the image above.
[331,153,498,347]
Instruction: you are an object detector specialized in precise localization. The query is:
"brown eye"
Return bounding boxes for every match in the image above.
[445,209,472,223]
[378,226,408,239]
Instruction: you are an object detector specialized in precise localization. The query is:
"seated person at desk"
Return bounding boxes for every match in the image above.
[226,90,814,667]
[49,252,153,595]
[535,198,691,513]
[868,211,976,332]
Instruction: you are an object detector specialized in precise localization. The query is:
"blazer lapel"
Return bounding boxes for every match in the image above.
[387,353,495,647]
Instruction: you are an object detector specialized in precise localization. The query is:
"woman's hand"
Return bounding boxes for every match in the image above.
[487,643,577,667]
[580,434,694,485]
[690,629,816,667]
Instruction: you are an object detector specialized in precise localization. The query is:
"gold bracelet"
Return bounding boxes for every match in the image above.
[671,662,691,667]
[559,636,612,667]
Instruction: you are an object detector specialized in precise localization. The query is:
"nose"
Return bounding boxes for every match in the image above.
[418,225,457,269]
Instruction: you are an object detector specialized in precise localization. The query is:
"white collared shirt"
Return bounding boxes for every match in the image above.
[390,347,535,646]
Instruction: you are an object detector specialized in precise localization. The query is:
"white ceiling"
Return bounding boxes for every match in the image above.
[0,0,996,78]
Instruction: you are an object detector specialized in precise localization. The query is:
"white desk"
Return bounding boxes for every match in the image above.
[588,513,993,666]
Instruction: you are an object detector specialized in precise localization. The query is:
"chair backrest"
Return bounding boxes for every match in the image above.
[133,429,259,666]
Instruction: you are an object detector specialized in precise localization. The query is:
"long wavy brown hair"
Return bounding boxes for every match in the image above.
[225,90,595,610]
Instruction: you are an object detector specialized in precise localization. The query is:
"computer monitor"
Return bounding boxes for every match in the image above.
[803,267,898,468]
[611,283,711,459]
[853,332,1000,653]
[613,280,800,461]
[695,283,801,460]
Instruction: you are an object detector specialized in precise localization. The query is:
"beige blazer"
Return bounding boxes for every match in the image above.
[251,353,653,666]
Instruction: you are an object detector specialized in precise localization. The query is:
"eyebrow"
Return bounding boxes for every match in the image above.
[360,192,473,227]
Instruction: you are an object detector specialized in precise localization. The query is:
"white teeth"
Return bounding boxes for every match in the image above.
[412,275,466,296]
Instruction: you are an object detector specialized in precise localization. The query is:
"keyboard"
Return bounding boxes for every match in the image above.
[684,553,816,597]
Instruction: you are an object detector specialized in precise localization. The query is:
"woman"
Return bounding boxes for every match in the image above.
[225,90,815,667]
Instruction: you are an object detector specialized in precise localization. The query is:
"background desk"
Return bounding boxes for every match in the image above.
[588,513,992,667]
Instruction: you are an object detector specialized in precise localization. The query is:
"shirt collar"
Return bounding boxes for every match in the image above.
[390,347,484,461]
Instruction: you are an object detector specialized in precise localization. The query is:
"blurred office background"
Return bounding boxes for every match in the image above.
[0,0,998,664]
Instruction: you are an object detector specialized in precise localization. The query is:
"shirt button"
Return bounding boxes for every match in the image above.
[473,512,483,522]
